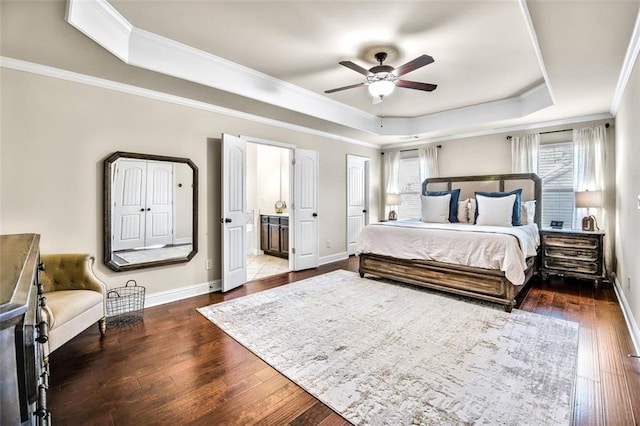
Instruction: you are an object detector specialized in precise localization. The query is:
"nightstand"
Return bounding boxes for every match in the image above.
[539,228,605,288]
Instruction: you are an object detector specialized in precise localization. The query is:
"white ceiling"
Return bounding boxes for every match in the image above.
[68,0,640,146]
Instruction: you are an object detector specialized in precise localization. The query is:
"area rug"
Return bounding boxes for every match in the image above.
[198,270,578,425]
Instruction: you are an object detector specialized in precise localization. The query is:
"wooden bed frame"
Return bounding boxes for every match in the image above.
[359,173,542,312]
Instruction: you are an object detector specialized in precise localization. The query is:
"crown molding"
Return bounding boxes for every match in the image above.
[2,56,609,152]
[65,0,555,139]
[610,7,640,116]
[0,56,380,149]
[518,0,555,104]
[66,0,132,62]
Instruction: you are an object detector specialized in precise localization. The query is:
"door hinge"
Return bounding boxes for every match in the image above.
[292,248,296,254]
[291,158,296,166]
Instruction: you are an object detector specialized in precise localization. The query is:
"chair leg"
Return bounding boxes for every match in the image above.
[98,317,106,335]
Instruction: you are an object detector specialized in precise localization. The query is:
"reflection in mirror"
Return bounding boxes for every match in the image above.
[104,152,198,271]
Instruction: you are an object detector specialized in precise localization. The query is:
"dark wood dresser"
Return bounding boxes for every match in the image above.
[0,234,50,425]
[539,228,605,288]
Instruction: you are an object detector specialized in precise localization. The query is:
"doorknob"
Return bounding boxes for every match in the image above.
[225,218,232,223]
[362,209,367,213]
[312,213,318,217]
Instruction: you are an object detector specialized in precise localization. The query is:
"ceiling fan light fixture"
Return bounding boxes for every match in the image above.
[368,80,396,98]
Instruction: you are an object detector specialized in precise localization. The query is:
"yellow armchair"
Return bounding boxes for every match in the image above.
[40,253,106,353]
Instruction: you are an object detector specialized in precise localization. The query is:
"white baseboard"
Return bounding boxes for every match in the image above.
[144,279,220,308]
[319,251,349,266]
[143,253,347,308]
[613,273,640,356]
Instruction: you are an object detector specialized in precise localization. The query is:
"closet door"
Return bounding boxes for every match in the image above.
[347,155,369,255]
[144,161,174,247]
[112,160,147,251]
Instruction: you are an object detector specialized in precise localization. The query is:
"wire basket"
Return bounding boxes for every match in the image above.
[106,280,145,326]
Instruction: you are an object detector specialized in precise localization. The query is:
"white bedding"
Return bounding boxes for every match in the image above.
[355,220,540,285]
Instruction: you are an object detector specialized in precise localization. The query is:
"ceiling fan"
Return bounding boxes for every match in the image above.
[325,52,437,101]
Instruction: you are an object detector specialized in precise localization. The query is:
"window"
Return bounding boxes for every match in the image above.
[397,155,421,219]
[538,141,574,227]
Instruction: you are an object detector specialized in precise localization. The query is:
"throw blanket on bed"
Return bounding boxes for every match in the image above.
[355,220,540,285]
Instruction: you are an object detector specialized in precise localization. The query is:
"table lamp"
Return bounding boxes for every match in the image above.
[575,190,602,231]
[386,193,401,221]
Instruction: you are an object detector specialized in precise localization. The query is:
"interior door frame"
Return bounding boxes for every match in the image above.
[241,135,296,272]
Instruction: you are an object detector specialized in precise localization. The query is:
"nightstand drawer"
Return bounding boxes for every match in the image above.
[543,258,599,274]
[544,247,598,262]
[542,234,600,250]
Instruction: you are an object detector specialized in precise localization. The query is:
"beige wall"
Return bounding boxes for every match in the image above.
[615,52,640,338]
[0,69,380,294]
[438,134,512,177]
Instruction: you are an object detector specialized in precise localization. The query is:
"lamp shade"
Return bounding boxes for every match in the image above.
[368,80,395,98]
[386,193,401,205]
[575,190,603,208]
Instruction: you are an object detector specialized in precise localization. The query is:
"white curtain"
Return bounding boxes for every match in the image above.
[572,124,609,272]
[383,151,400,217]
[418,146,439,181]
[511,133,540,173]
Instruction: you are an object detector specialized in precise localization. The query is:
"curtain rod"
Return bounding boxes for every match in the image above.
[380,145,442,155]
[506,122,609,140]
[400,145,442,153]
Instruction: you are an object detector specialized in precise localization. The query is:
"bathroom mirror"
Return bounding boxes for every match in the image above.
[104,151,198,271]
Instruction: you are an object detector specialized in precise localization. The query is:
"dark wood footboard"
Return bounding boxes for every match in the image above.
[358,253,536,312]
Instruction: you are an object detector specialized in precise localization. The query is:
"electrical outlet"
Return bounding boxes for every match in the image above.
[628,276,632,291]
[325,240,331,248]
[206,259,213,270]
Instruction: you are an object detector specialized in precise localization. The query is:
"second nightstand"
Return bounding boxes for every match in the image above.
[540,228,605,288]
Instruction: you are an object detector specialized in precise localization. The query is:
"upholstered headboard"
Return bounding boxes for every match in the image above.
[422,173,542,227]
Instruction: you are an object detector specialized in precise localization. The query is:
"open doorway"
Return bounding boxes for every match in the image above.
[246,142,292,280]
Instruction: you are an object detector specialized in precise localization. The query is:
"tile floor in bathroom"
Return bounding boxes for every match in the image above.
[247,253,289,281]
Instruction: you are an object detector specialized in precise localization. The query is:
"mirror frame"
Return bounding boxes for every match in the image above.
[103,151,198,272]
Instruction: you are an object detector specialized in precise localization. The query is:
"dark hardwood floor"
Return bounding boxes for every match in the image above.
[48,256,639,425]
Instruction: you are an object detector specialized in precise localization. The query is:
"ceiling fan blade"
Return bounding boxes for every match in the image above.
[339,61,371,76]
[396,80,438,92]
[324,82,366,94]
[394,54,435,76]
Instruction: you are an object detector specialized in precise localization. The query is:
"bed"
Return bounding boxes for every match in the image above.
[356,173,542,312]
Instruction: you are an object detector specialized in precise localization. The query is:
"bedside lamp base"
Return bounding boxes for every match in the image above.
[582,215,598,231]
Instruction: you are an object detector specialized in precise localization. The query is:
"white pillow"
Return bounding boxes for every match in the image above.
[475,194,516,227]
[457,198,470,223]
[521,200,536,225]
[421,194,452,223]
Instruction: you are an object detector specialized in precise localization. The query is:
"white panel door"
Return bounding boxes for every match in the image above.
[113,160,146,251]
[221,134,248,292]
[293,149,318,271]
[145,161,174,247]
[347,155,369,255]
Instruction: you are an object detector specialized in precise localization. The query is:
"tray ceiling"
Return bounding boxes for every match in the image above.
[65,0,639,146]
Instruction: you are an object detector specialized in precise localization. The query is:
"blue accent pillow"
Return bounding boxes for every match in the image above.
[474,189,522,226]
[426,188,461,223]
